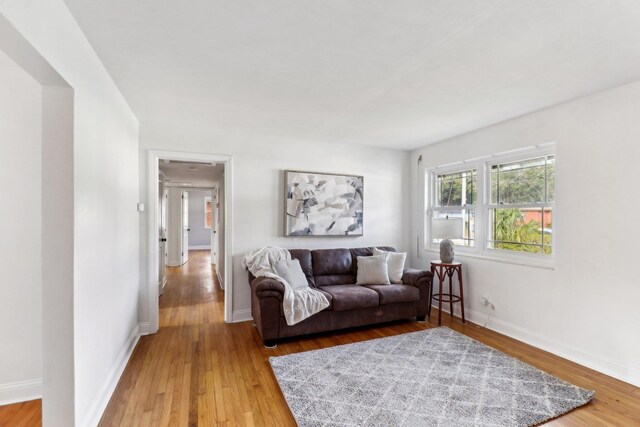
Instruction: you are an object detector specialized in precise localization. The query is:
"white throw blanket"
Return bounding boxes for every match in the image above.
[242,247,330,326]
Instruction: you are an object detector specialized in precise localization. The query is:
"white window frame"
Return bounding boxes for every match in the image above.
[204,195,212,229]
[424,144,556,269]
[426,165,479,253]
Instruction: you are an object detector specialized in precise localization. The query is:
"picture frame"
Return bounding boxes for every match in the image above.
[284,170,364,236]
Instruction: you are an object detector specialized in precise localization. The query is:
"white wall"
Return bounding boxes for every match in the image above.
[188,189,213,248]
[410,80,640,387]
[41,84,75,425]
[2,13,76,423]
[1,2,140,425]
[0,50,43,405]
[139,125,411,321]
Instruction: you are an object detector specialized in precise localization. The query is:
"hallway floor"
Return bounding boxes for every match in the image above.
[100,249,303,426]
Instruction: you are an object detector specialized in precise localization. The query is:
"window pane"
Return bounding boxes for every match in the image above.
[488,208,552,254]
[436,169,477,207]
[431,209,475,247]
[491,156,554,204]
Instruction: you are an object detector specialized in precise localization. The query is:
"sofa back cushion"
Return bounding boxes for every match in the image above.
[246,247,398,287]
[312,248,355,286]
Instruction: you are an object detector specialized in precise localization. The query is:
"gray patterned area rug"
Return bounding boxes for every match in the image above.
[269,327,594,426]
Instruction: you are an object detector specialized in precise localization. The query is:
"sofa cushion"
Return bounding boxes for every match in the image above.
[356,254,390,285]
[350,247,396,274]
[363,284,420,305]
[350,247,376,259]
[312,248,353,276]
[318,285,379,311]
[373,248,406,284]
[289,249,315,286]
[315,274,356,287]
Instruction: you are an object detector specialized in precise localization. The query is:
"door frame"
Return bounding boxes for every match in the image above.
[147,150,233,330]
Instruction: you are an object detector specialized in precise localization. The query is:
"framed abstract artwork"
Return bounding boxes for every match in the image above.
[284,170,364,236]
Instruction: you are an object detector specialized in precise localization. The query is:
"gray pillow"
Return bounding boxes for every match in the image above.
[356,254,391,285]
[274,259,309,290]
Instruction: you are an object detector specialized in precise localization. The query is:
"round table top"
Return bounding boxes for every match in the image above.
[430,260,462,266]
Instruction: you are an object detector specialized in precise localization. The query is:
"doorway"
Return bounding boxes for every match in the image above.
[147,151,232,332]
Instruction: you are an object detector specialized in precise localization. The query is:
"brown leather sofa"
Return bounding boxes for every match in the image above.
[249,247,433,347]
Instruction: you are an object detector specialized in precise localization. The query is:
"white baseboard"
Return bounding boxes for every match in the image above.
[232,309,252,323]
[138,322,151,336]
[0,378,42,405]
[189,245,211,250]
[432,304,640,388]
[80,324,141,427]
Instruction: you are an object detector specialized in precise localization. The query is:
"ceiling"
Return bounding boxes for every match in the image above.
[64,0,640,150]
[159,161,223,188]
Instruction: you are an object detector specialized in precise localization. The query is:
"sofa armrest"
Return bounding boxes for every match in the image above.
[250,276,284,345]
[251,276,285,302]
[403,268,433,319]
[402,268,433,286]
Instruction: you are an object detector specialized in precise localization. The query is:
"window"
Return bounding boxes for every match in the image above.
[425,145,555,264]
[428,169,477,248]
[488,155,554,255]
[204,195,213,229]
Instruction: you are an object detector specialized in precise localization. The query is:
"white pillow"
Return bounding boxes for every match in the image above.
[374,248,406,284]
[274,259,309,290]
[356,254,390,285]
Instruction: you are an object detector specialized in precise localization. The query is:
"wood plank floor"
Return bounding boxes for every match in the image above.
[0,400,41,427]
[97,250,639,426]
[2,249,639,425]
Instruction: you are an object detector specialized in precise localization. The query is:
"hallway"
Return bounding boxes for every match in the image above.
[99,250,295,426]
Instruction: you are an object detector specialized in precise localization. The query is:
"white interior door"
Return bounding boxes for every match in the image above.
[158,184,168,294]
[181,191,189,264]
[167,187,185,266]
[211,189,218,266]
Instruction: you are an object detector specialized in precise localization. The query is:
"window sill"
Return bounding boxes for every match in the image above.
[423,248,556,270]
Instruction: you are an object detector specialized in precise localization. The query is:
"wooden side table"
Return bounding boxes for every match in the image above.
[430,260,465,325]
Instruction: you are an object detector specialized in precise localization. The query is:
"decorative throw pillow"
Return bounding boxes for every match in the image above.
[374,248,406,284]
[356,254,390,285]
[274,259,309,290]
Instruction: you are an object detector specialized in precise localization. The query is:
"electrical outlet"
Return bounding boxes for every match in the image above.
[481,296,495,310]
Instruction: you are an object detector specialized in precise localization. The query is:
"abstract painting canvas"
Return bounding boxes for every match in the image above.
[285,170,363,236]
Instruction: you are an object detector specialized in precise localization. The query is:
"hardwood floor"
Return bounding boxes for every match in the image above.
[0,400,41,427]
[2,249,639,426]
[97,250,639,426]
